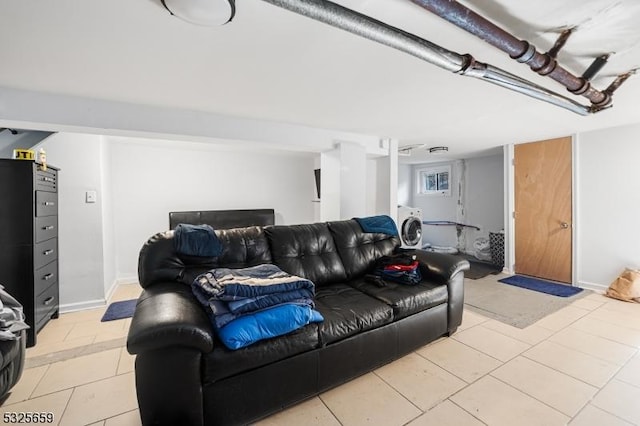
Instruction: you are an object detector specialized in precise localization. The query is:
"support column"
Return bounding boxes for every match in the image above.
[320,141,368,221]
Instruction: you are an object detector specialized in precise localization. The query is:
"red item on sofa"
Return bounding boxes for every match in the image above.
[383,261,420,272]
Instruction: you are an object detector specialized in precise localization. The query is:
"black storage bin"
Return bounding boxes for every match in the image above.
[489,231,505,268]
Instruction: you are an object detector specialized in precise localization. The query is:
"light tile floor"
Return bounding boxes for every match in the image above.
[0,278,639,425]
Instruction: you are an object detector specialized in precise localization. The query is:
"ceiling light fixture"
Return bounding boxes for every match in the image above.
[161,0,236,26]
[428,146,448,154]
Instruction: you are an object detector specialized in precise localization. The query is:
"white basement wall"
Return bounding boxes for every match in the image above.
[36,133,108,311]
[412,161,461,248]
[403,155,503,252]
[463,154,504,253]
[397,164,412,207]
[577,123,640,291]
[108,137,316,280]
[100,140,117,299]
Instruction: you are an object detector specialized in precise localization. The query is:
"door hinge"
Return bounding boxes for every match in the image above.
[512,211,516,219]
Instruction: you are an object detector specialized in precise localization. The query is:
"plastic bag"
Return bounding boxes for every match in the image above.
[474,237,492,262]
[605,268,640,303]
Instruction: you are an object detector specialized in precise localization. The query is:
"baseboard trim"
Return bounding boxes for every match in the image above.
[59,298,106,314]
[105,277,139,303]
[116,276,138,285]
[577,280,606,293]
[104,280,118,304]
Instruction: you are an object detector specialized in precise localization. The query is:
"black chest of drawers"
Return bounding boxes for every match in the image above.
[0,159,60,347]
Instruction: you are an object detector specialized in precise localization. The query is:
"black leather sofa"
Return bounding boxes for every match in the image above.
[127,219,469,425]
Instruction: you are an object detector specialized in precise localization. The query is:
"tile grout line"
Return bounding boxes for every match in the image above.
[317,394,345,426]
[413,343,504,385]
[447,398,490,425]
[545,330,637,367]
[7,374,123,407]
[488,374,572,420]
[519,346,622,390]
[100,408,139,424]
[513,355,602,392]
[570,398,634,426]
[370,367,426,415]
[26,363,52,403]
[581,379,637,424]
[57,386,75,426]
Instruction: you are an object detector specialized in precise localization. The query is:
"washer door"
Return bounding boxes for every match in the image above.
[402,216,422,247]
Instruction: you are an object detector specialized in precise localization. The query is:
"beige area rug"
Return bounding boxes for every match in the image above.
[464,276,590,329]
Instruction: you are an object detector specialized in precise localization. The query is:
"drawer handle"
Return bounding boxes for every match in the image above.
[43,273,54,281]
[43,249,54,256]
[42,177,55,183]
[43,296,55,306]
[43,201,55,206]
[42,225,55,230]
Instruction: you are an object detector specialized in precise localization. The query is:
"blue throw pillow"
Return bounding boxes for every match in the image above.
[216,304,323,350]
[174,223,223,257]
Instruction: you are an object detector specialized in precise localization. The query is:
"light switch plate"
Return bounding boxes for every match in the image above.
[86,190,97,203]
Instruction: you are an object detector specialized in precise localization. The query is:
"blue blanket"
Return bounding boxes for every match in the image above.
[354,215,398,236]
[206,294,314,329]
[192,264,317,329]
[217,304,324,350]
[192,264,315,300]
[174,223,223,257]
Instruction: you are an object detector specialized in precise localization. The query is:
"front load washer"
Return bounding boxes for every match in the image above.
[397,206,423,249]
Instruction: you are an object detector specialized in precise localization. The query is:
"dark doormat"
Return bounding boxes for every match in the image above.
[101,299,137,322]
[456,254,502,280]
[498,275,584,297]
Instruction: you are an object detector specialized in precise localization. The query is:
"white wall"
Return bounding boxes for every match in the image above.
[108,138,316,279]
[412,161,460,248]
[100,139,117,298]
[320,148,341,221]
[339,142,367,218]
[577,123,640,290]
[366,158,378,215]
[36,133,107,311]
[404,155,504,252]
[397,164,412,207]
[464,154,505,253]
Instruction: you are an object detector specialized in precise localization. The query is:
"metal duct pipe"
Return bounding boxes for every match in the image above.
[409,0,612,109]
[262,0,467,72]
[464,60,590,115]
[261,0,590,115]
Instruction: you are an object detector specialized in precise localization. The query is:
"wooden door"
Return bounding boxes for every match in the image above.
[515,137,572,283]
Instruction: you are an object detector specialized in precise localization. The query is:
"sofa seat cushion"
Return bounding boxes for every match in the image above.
[203,323,319,384]
[349,277,448,320]
[315,284,393,346]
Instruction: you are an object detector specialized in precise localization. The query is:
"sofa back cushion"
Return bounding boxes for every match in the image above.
[138,226,272,288]
[214,226,272,268]
[265,223,347,287]
[328,220,400,279]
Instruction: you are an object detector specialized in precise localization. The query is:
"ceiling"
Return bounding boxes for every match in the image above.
[1,0,639,163]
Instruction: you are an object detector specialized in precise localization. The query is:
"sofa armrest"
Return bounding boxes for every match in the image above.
[411,250,470,284]
[127,282,214,355]
[412,250,470,335]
